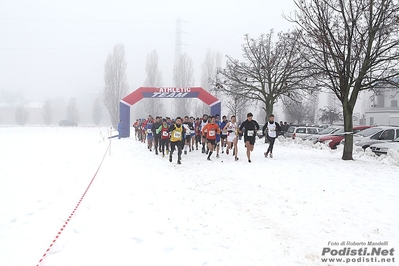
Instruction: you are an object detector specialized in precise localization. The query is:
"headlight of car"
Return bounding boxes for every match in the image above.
[371,147,388,152]
[354,140,361,145]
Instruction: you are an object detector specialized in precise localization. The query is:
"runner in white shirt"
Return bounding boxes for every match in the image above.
[263,114,281,158]
[223,115,239,161]
[182,116,194,155]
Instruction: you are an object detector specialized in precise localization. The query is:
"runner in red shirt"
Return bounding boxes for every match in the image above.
[201,116,220,161]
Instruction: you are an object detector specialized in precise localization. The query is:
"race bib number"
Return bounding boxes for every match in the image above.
[147,129,152,133]
[174,131,181,139]
[209,130,216,137]
[222,130,228,135]
[247,130,254,137]
[162,131,169,137]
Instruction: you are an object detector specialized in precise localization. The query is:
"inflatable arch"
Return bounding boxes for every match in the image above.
[119,87,221,138]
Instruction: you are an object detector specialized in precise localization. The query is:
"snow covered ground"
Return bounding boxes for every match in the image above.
[0,126,398,266]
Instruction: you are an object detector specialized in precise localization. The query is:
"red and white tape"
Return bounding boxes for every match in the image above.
[36,142,110,266]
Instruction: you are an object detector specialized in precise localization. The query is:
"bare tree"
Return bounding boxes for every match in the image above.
[92,97,102,125]
[104,44,129,127]
[283,97,308,124]
[192,100,204,117]
[143,50,164,116]
[200,50,223,115]
[66,97,79,123]
[318,106,343,125]
[42,99,52,125]
[0,89,25,107]
[201,49,216,93]
[15,105,28,125]
[200,49,216,114]
[308,91,320,123]
[282,92,319,124]
[215,30,311,122]
[222,82,252,119]
[173,53,194,116]
[289,0,399,160]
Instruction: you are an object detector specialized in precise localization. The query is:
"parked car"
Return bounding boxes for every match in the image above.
[59,120,78,127]
[304,125,343,143]
[370,137,399,156]
[341,126,384,145]
[285,126,320,140]
[340,126,399,150]
[318,126,371,149]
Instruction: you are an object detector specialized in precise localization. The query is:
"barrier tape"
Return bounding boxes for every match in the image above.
[36,142,110,266]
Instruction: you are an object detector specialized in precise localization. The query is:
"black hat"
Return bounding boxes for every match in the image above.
[247,112,253,117]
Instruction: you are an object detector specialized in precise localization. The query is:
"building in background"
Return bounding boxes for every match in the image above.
[365,84,399,126]
[0,102,44,125]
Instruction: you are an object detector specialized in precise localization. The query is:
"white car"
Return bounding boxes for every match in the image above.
[304,126,343,143]
[354,126,399,150]
[340,126,385,146]
[285,126,320,140]
[370,137,399,156]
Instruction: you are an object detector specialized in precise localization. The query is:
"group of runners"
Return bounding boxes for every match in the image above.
[131,113,281,164]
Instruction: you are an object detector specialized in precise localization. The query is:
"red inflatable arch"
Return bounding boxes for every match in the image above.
[119,87,221,137]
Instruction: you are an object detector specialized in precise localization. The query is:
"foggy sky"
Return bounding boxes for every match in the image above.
[0,0,296,103]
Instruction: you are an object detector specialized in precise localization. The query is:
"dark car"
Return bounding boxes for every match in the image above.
[59,120,78,127]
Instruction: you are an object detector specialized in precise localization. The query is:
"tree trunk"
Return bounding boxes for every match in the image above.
[264,98,274,123]
[342,102,354,160]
